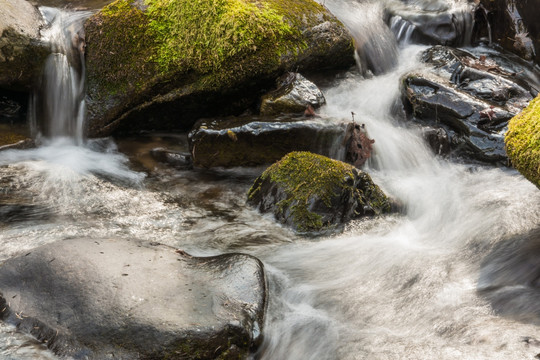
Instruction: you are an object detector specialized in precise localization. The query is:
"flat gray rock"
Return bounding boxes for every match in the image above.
[0,238,267,359]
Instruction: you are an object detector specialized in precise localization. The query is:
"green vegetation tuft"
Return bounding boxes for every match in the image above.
[146,0,297,73]
[505,96,540,188]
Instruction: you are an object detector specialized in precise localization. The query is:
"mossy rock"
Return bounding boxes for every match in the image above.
[247,151,391,235]
[84,0,355,137]
[505,96,540,188]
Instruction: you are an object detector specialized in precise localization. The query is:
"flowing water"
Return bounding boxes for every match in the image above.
[2,0,540,359]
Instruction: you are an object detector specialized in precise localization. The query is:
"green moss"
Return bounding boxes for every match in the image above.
[248,151,357,232]
[505,95,540,188]
[85,0,157,96]
[86,0,333,94]
[146,0,296,73]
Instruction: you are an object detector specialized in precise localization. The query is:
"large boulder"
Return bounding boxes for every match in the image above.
[247,151,391,235]
[401,45,539,164]
[188,116,347,168]
[505,95,540,188]
[0,238,267,359]
[84,0,355,137]
[0,0,49,91]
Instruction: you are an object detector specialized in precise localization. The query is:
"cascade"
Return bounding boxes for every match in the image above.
[30,7,89,144]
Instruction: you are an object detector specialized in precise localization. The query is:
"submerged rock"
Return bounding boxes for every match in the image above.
[260,73,326,116]
[505,95,540,188]
[188,116,347,168]
[0,0,49,91]
[401,45,540,164]
[149,147,192,169]
[84,0,354,137]
[478,227,540,325]
[0,238,267,359]
[247,152,391,235]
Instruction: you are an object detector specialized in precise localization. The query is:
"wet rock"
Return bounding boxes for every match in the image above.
[188,116,347,168]
[420,126,451,156]
[0,238,267,359]
[84,0,354,137]
[247,151,391,235]
[149,147,192,169]
[401,45,540,164]
[476,0,539,63]
[478,227,540,325]
[0,0,49,91]
[505,95,540,188]
[260,73,325,116]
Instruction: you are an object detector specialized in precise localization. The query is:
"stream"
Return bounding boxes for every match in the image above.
[1,0,540,359]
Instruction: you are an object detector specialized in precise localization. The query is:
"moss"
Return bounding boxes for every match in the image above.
[86,0,335,94]
[0,132,27,146]
[248,151,357,232]
[146,0,295,72]
[505,95,540,188]
[85,0,157,96]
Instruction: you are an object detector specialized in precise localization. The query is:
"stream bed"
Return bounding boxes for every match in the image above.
[1,0,540,359]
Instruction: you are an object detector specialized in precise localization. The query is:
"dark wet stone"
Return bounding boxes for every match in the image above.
[188,115,347,168]
[420,126,451,156]
[149,147,192,169]
[247,151,391,235]
[401,45,540,164]
[260,73,325,116]
[478,228,540,325]
[0,238,267,359]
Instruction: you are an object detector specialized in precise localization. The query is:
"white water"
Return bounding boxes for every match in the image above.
[254,43,540,360]
[1,0,540,359]
[30,7,90,144]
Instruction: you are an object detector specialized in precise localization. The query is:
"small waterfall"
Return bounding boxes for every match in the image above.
[322,0,399,76]
[30,7,90,145]
[390,15,416,45]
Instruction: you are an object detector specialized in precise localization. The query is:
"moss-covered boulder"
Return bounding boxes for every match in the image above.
[247,152,391,235]
[505,96,540,188]
[84,0,355,137]
[0,0,49,91]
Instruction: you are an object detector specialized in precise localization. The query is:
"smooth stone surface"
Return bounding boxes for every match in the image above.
[0,238,267,359]
[0,0,49,90]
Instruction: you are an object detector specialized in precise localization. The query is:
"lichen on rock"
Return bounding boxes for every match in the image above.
[247,151,391,235]
[505,96,540,188]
